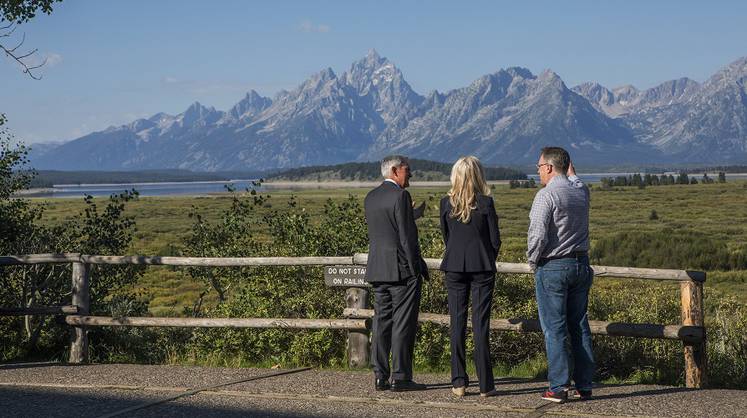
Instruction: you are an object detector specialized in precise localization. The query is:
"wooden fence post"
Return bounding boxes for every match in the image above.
[345,287,370,368]
[69,261,90,363]
[681,278,706,388]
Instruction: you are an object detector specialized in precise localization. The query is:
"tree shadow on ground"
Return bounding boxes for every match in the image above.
[0,386,321,418]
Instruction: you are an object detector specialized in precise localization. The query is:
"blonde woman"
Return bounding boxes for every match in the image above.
[439,156,501,397]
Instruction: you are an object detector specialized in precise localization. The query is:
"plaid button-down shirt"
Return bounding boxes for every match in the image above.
[527,174,590,271]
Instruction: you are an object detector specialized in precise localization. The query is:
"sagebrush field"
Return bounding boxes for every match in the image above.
[33,181,747,315]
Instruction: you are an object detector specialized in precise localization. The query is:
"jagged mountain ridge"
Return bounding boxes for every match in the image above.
[36,50,427,170]
[379,68,654,165]
[621,57,747,162]
[33,51,747,170]
[572,77,700,118]
[572,56,747,163]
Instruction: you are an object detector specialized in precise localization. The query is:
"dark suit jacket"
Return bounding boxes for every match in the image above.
[439,195,501,272]
[364,181,427,283]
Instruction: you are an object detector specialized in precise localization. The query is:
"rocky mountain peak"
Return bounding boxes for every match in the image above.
[611,85,640,103]
[147,112,173,123]
[344,50,401,91]
[128,118,155,132]
[504,67,534,80]
[470,70,509,92]
[537,69,567,91]
[184,101,206,116]
[704,56,747,89]
[575,76,701,118]
[341,51,424,127]
[468,67,536,99]
[642,77,699,104]
[573,82,614,105]
[244,90,265,102]
[572,82,625,116]
[229,90,272,120]
[363,48,384,67]
[271,67,342,109]
[314,67,337,82]
[182,101,221,126]
[724,56,747,75]
[538,68,560,80]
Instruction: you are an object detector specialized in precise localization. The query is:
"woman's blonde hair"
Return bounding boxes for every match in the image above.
[448,156,491,223]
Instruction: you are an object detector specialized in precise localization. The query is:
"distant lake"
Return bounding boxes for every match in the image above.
[26,179,388,198]
[28,180,263,198]
[22,173,747,198]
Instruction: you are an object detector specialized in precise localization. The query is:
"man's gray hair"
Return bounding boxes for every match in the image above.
[540,147,570,174]
[380,155,409,178]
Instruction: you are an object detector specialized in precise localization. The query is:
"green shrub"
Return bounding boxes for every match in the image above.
[588,282,683,383]
[0,115,145,362]
[707,295,747,388]
[592,230,747,271]
[178,193,366,367]
[0,190,145,363]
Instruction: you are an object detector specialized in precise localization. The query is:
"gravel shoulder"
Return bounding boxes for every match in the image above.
[0,363,744,417]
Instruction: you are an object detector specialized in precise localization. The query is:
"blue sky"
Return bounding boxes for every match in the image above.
[2,0,746,144]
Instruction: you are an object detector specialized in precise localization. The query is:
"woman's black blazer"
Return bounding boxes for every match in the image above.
[439,195,501,272]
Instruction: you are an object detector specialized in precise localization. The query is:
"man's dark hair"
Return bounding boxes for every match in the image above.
[541,147,570,173]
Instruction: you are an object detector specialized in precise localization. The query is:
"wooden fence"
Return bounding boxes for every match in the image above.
[0,253,706,388]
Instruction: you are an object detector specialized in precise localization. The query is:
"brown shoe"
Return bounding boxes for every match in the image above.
[451,386,466,397]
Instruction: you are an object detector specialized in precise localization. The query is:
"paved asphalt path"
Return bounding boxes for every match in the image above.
[0,363,744,417]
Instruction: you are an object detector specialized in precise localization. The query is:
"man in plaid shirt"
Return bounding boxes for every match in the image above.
[527,147,595,403]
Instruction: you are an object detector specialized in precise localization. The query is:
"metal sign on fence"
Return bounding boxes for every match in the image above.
[324,265,368,287]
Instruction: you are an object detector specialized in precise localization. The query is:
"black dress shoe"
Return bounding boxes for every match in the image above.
[375,378,390,391]
[390,380,426,392]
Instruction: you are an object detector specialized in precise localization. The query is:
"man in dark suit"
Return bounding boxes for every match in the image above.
[364,155,428,392]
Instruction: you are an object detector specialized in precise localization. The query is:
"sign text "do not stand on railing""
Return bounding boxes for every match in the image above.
[324,265,368,287]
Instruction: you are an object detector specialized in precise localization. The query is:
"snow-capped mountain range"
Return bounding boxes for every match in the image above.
[32,50,747,170]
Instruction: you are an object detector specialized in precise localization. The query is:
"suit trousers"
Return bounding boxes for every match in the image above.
[445,271,495,393]
[371,275,422,381]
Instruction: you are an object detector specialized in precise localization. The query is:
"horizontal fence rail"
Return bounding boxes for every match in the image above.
[81,255,355,267]
[0,253,706,282]
[0,252,707,388]
[342,308,704,343]
[0,305,78,316]
[65,316,369,330]
[0,253,82,265]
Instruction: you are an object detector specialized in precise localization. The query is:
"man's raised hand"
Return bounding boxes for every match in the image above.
[567,161,576,177]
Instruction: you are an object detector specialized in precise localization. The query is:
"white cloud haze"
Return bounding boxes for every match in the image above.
[298,19,331,33]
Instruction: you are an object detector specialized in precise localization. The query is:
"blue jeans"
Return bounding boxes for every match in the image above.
[535,257,595,392]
